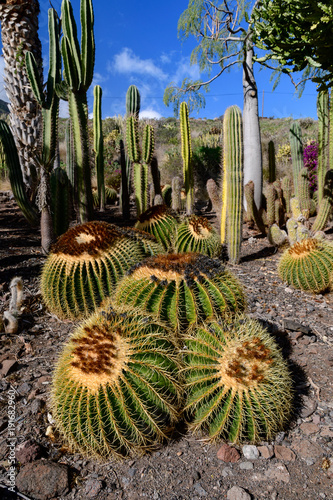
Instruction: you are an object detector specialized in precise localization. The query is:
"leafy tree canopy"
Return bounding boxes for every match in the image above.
[251,0,333,90]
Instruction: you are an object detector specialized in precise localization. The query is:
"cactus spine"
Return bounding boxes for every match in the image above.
[93,85,105,211]
[317,90,329,206]
[183,315,293,443]
[311,169,333,233]
[298,167,311,219]
[175,215,221,257]
[289,122,304,199]
[179,102,194,215]
[221,105,243,264]
[0,120,38,226]
[51,304,182,458]
[61,0,95,223]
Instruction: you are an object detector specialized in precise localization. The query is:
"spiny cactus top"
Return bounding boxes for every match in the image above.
[40,221,161,320]
[278,238,333,293]
[183,316,293,443]
[175,215,222,257]
[134,204,179,251]
[51,304,182,458]
[114,252,246,333]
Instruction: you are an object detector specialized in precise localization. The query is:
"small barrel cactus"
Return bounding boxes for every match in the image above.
[278,238,333,293]
[134,204,179,251]
[175,215,222,257]
[183,315,293,443]
[41,221,160,320]
[114,253,246,334]
[51,304,182,458]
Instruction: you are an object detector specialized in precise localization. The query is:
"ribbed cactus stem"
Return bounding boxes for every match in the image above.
[179,102,194,215]
[286,218,298,245]
[0,120,38,226]
[281,175,292,216]
[221,105,243,264]
[126,84,140,117]
[133,163,148,216]
[298,167,311,219]
[311,169,333,233]
[172,176,182,212]
[50,166,70,237]
[265,183,277,226]
[93,85,104,211]
[126,115,140,163]
[268,140,276,183]
[289,122,304,199]
[317,90,329,206]
[142,124,154,164]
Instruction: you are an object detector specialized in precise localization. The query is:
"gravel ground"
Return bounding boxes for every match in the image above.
[0,195,333,500]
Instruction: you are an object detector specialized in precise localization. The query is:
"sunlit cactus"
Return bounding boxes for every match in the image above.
[183,315,293,443]
[134,204,179,251]
[40,221,158,319]
[114,253,246,334]
[51,304,182,458]
[278,238,333,293]
[175,215,222,257]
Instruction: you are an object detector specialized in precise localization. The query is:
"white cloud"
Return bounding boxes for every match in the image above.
[112,48,167,81]
[171,56,201,85]
[140,108,162,120]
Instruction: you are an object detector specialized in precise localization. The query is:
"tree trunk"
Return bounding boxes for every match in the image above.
[0,0,43,191]
[242,39,262,210]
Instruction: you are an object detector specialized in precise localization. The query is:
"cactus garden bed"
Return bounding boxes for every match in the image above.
[0,196,333,500]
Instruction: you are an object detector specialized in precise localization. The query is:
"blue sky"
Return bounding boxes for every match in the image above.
[0,0,319,120]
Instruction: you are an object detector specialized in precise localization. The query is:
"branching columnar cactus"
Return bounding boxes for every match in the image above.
[220,105,243,264]
[93,85,105,211]
[289,122,304,199]
[278,238,333,293]
[40,221,160,319]
[183,315,293,443]
[180,102,194,215]
[51,304,182,458]
[126,114,155,216]
[175,215,222,257]
[134,204,179,251]
[0,120,38,226]
[114,253,246,334]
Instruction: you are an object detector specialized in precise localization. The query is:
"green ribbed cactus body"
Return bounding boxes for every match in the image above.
[114,253,246,334]
[183,316,293,443]
[311,169,333,233]
[93,85,105,211]
[281,175,292,216]
[126,84,140,116]
[180,102,194,215]
[135,204,179,251]
[175,215,221,257]
[278,238,333,293]
[289,122,304,199]
[41,221,158,319]
[298,167,311,219]
[50,167,70,237]
[265,183,277,226]
[221,105,243,264]
[317,90,329,206]
[51,304,182,458]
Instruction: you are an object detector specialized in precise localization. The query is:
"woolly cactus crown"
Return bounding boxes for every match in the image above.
[183,315,293,443]
[278,238,333,293]
[51,304,182,458]
[114,253,246,333]
[175,215,222,257]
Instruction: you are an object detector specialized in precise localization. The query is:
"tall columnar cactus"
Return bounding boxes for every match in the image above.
[40,221,161,320]
[220,105,243,264]
[0,121,38,226]
[298,167,311,219]
[61,0,95,223]
[134,204,179,251]
[172,176,182,212]
[179,102,194,215]
[281,175,292,216]
[311,169,333,233]
[113,253,246,334]
[183,315,293,443]
[50,167,70,237]
[126,84,141,116]
[51,304,182,458]
[268,140,276,183]
[175,215,222,257]
[93,85,105,211]
[317,90,329,207]
[278,238,333,293]
[289,122,304,199]
[126,115,154,216]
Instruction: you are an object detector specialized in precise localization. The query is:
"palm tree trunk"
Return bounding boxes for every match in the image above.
[0,0,43,191]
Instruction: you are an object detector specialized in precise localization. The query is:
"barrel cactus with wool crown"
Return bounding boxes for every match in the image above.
[51,304,182,458]
[175,215,222,257]
[113,253,246,334]
[134,204,179,251]
[183,315,293,443]
[278,238,333,293]
[40,221,162,320]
